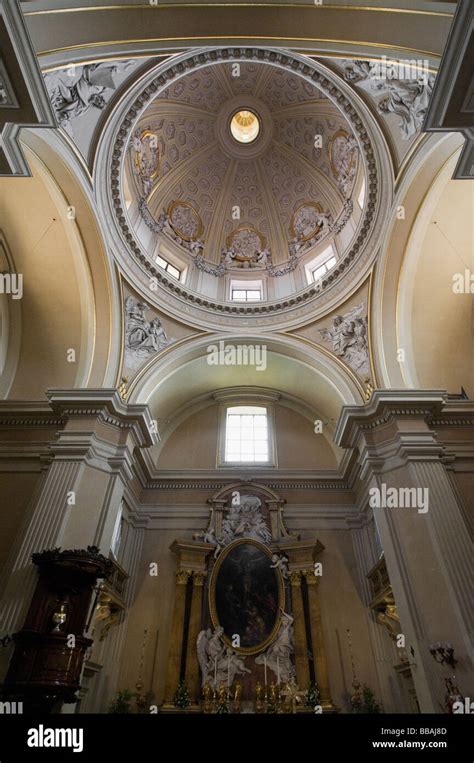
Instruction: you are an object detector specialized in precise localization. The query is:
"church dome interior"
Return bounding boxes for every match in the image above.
[114,54,379,311]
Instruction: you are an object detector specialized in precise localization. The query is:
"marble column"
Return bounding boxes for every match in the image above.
[288,571,310,690]
[185,571,206,703]
[335,390,474,713]
[163,568,191,704]
[303,571,333,708]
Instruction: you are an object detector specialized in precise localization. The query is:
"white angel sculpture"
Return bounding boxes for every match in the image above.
[270,553,289,579]
[255,611,295,684]
[196,627,250,687]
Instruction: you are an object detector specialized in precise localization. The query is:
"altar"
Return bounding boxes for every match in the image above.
[161,484,335,713]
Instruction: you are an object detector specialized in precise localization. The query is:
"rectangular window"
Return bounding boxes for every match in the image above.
[156,254,182,280]
[231,288,262,301]
[224,405,269,463]
[311,255,336,283]
[306,244,337,286]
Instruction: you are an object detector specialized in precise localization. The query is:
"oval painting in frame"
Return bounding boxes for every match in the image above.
[209,538,284,655]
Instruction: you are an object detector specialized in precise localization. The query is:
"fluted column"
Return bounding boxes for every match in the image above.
[185,571,206,702]
[303,571,333,707]
[164,569,191,704]
[288,571,310,690]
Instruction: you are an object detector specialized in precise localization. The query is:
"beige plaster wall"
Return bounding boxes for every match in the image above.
[156,402,338,470]
[408,177,474,396]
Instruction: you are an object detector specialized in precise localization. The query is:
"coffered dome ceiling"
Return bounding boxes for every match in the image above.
[101,49,390,325]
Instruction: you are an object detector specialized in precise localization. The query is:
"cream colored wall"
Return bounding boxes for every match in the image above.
[156,402,338,470]
[0,156,83,399]
[315,527,381,709]
[410,178,474,395]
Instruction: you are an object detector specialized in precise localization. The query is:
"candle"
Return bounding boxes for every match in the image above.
[227,657,230,688]
[264,655,267,686]
[214,658,217,686]
[277,656,280,685]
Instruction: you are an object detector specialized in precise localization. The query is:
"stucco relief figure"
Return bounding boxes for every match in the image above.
[124,297,174,371]
[293,205,325,240]
[254,247,271,268]
[223,248,237,268]
[197,627,250,688]
[221,495,272,546]
[342,60,434,140]
[45,62,134,136]
[331,133,358,196]
[270,553,289,580]
[289,207,334,256]
[318,303,369,377]
[374,78,433,140]
[132,129,159,195]
[255,611,295,684]
[169,202,201,240]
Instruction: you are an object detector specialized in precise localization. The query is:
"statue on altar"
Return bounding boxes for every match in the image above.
[255,610,296,683]
[197,627,251,688]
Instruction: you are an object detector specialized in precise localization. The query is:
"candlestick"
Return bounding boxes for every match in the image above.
[277,656,280,685]
[227,656,230,688]
[264,655,267,686]
[214,657,217,686]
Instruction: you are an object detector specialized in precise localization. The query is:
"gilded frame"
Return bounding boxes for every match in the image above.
[134,128,159,181]
[290,201,324,241]
[225,225,266,262]
[209,537,284,655]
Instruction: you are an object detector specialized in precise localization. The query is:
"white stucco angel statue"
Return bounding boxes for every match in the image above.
[270,553,289,579]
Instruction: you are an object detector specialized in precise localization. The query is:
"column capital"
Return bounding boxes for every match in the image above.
[193,571,207,586]
[302,569,318,585]
[288,570,302,585]
[175,569,192,585]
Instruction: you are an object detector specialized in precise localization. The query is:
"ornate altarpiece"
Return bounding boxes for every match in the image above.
[162,484,334,712]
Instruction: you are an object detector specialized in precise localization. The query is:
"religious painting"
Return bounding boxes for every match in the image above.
[209,538,284,654]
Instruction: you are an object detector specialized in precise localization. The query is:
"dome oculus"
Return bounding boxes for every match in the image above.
[230,109,260,143]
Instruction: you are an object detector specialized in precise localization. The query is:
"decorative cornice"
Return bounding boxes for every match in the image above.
[144,479,351,490]
[47,388,159,448]
[0,416,65,427]
[334,389,449,449]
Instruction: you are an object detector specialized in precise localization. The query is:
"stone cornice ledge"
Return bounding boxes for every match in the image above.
[46,389,159,449]
[334,389,449,450]
[0,401,65,428]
